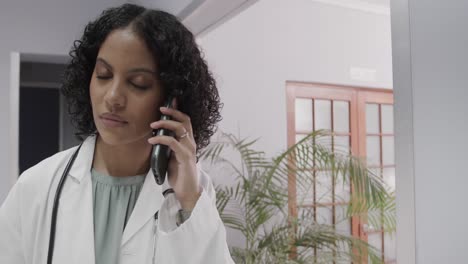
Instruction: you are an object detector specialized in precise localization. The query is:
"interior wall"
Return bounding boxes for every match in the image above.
[198,0,393,160]
[392,0,468,263]
[198,0,392,248]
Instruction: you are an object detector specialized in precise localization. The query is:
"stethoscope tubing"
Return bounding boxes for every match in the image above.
[46,142,168,264]
[47,143,83,264]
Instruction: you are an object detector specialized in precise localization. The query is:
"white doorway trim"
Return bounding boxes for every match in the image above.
[9,52,20,188]
[391,0,417,263]
[9,52,68,189]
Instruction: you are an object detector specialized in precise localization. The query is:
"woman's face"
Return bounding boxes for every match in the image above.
[90,27,164,146]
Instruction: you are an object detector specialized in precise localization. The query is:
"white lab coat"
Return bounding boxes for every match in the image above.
[0,135,235,264]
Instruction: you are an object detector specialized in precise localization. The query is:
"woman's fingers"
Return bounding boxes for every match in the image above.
[147,135,194,162]
[159,107,193,135]
[149,120,196,153]
[149,99,197,155]
[150,120,189,139]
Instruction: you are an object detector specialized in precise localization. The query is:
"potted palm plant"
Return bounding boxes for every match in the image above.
[200,130,396,264]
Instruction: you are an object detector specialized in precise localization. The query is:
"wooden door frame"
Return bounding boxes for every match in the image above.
[286,81,393,262]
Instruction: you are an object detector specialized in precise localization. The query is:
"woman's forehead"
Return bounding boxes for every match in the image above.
[97,28,157,72]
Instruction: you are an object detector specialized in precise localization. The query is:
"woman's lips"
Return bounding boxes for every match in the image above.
[100,117,128,127]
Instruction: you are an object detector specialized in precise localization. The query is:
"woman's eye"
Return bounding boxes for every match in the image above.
[132,83,150,90]
[96,76,111,80]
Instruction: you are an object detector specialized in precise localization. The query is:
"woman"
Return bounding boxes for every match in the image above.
[0,3,234,264]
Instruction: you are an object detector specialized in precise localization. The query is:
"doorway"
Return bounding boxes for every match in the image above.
[12,53,81,178]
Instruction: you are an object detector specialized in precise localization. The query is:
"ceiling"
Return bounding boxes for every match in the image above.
[136,0,258,36]
[138,0,389,36]
[355,0,390,7]
[140,0,195,16]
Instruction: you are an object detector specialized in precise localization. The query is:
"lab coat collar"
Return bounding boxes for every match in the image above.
[67,134,96,183]
[121,168,165,246]
[65,134,168,246]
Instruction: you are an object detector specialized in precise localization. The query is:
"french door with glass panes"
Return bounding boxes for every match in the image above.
[286,81,395,264]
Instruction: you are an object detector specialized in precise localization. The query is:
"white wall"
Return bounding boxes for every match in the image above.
[392,0,468,263]
[198,0,392,248]
[199,0,392,160]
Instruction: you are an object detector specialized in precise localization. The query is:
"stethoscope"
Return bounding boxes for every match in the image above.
[46,142,173,264]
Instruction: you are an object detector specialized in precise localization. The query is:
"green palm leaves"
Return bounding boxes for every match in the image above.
[200,130,396,263]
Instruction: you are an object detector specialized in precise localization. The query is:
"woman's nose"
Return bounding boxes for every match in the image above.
[104,79,126,111]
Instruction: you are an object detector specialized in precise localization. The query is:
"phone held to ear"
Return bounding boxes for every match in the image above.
[151,95,175,185]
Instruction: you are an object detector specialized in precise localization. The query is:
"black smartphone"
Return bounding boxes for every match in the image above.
[151,95,175,185]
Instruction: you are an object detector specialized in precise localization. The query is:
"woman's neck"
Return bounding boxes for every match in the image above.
[92,134,152,177]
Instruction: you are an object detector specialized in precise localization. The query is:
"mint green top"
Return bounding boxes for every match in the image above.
[91,168,146,264]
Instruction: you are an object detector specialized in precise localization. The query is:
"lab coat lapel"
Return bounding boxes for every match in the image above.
[55,135,96,264]
[57,134,167,253]
[121,169,164,246]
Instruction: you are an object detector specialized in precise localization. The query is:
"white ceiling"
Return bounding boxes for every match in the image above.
[356,0,390,7]
[136,0,258,36]
[140,0,195,17]
[137,0,390,36]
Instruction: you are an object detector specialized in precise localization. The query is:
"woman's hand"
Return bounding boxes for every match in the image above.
[148,98,200,210]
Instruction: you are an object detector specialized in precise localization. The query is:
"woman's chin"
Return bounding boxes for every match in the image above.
[97,130,152,147]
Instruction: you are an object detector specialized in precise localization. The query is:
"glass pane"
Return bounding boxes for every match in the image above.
[382,136,395,165]
[295,98,313,132]
[384,233,397,262]
[381,104,394,133]
[296,134,307,143]
[383,168,396,191]
[335,206,351,235]
[333,101,350,132]
[298,207,315,222]
[316,206,333,225]
[335,172,350,203]
[298,207,316,230]
[336,205,351,263]
[316,171,333,203]
[366,104,380,133]
[368,209,383,230]
[296,134,312,169]
[369,167,382,179]
[297,174,314,205]
[334,136,350,154]
[297,246,314,261]
[336,258,351,264]
[316,135,333,152]
[368,233,383,254]
[315,100,331,130]
[366,136,381,165]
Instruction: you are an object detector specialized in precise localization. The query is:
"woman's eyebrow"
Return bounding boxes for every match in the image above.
[128,68,157,75]
[96,58,113,70]
[96,57,156,75]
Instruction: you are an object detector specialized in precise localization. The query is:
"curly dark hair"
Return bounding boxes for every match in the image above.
[61,3,223,157]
